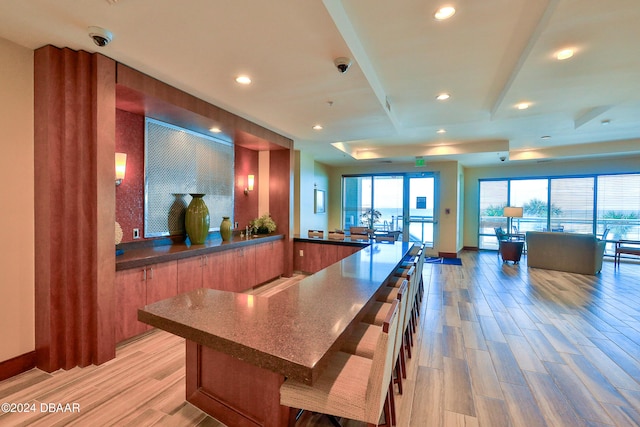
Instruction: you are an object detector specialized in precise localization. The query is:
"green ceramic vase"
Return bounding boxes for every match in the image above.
[220,216,232,241]
[185,194,210,244]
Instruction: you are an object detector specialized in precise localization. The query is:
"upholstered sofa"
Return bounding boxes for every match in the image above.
[526,231,606,275]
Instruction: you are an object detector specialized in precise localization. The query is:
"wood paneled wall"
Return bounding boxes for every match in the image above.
[270,149,294,277]
[34,46,116,372]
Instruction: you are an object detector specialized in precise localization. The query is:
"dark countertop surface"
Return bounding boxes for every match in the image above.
[116,234,284,271]
[138,240,413,385]
[293,234,371,246]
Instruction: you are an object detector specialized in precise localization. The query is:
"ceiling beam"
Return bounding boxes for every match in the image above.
[574,105,612,129]
[490,0,560,118]
[322,0,402,132]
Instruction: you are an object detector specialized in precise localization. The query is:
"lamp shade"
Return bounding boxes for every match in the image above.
[503,206,523,218]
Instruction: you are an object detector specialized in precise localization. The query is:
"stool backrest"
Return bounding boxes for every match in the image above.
[365,298,400,423]
[350,226,369,240]
[308,230,324,238]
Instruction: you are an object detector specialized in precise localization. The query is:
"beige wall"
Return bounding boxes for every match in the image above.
[0,38,34,361]
[294,151,329,235]
[326,160,461,256]
[462,155,640,248]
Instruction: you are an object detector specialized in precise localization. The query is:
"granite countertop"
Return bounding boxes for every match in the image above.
[116,233,284,271]
[138,240,413,385]
[293,234,371,246]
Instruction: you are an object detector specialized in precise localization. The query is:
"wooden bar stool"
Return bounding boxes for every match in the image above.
[280,299,400,427]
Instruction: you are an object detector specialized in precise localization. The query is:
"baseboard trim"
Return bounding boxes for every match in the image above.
[439,252,458,259]
[0,351,37,381]
[463,246,479,251]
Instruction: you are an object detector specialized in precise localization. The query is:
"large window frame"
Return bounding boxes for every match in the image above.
[342,172,438,246]
[479,173,640,254]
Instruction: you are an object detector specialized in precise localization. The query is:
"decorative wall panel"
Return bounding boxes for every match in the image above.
[144,118,234,237]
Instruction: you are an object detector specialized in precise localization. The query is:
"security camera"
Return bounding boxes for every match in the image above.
[500,156,506,162]
[334,57,352,74]
[88,26,113,47]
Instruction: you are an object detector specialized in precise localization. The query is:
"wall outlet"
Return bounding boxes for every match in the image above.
[133,228,140,239]
[235,221,239,228]
[299,249,304,257]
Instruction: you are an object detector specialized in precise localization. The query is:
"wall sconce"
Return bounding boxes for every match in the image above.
[115,152,127,186]
[244,174,254,195]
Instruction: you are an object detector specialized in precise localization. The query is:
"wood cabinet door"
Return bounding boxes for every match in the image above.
[221,246,256,292]
[177,256,204,294]
[255,240,284,285]
[115,267,148,343]
[146,261,178,304]
[202,251,226,290]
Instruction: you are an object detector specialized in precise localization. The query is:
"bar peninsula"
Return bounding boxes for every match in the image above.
[139,240,413,427]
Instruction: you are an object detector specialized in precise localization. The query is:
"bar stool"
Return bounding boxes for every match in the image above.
[343,281,409,399]
[350,226,369,241]
[308,230,324,238]
[280,299,400,427]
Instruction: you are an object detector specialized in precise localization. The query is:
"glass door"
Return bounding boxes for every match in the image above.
[342,173,437,248]
[404,174,436,248]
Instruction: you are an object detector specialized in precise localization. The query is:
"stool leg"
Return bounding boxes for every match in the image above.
[394,357,403,394]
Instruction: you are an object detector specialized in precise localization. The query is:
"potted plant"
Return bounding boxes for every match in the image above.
[250,213,277,234]
[360,208,382,230]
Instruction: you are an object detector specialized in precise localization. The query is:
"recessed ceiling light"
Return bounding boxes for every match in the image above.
[235,75,252,85]
[209,127,221,133]
[434,6,456,20]
[437,129,447,134]
[436,93,450,101]
[601,119,611,125]
[555,48,574,60]
[516,102,530,110]
[312,124,323,130]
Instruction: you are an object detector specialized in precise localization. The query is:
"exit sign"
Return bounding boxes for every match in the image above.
[415,157,425,167]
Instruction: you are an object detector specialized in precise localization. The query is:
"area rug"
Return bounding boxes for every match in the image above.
[425,257,462,266]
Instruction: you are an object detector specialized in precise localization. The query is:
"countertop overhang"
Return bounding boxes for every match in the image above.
[138,240,412,385]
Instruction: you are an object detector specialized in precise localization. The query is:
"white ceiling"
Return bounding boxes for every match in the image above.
[1,0,639,166]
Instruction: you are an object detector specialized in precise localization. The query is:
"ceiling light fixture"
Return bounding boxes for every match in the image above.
[436,93,450,101]
[209,127,221,133]
[235,75,252,85]
[540,135,551,139]
[437,129,447,134]
[555,48,574,60]
[601,119,611,125]
[516,102,530,110]
[434,6,456,20]
[312,124,323,130]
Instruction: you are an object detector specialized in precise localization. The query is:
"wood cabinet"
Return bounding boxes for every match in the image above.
[255,239,284,286]
[115,267,149,343]
[115,260,177,343]
[294,241,363,273]
[116,237,285,343]
[145,261,178,304]
[177,256,205,294]
[220,246,256,292]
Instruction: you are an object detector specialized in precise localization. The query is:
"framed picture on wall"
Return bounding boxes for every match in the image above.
[314,189,326,214]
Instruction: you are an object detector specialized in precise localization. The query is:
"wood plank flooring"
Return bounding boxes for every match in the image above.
[1,252,639,426]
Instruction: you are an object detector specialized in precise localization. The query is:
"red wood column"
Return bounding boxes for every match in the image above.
[269,149,294,277]
[34,45,116,372]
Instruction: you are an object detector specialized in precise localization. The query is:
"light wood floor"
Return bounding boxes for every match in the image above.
[1,252,640,426]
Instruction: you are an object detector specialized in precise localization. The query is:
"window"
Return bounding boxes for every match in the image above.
[479,173,640,253]
[478,180,507,250]
[597,174,640,241]
[550,177,594,234]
